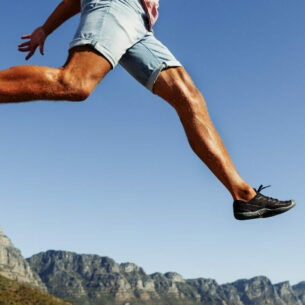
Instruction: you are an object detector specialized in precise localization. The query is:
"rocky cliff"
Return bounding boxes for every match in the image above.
[27,250,305,305]
[0,226,46,291]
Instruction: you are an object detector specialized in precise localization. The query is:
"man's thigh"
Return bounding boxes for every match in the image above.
[63,46,112,91]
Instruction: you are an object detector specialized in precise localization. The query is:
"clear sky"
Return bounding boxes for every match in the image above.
[1,0,305,285]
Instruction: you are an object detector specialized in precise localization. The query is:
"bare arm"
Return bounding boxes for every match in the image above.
[41,0,81,36]
[18,0,81,60]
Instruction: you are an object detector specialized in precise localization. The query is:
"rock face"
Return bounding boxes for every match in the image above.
[0,226,46,291]
[27,250,193,305]
[293,282,305,304]
[27,250,305,305]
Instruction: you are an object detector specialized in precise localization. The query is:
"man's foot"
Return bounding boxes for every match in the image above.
[233,185,296,220]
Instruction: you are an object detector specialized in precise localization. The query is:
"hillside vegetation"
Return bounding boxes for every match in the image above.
[0,274,73,305]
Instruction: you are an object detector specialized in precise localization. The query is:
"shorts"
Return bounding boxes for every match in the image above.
[69,0,182,91]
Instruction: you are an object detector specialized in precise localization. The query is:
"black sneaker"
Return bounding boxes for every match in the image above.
[233,185,296,220]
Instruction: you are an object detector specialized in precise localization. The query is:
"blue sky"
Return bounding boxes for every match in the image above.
[1,0,305,285]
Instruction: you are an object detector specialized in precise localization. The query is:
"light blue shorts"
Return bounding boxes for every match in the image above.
[70,0,182,91]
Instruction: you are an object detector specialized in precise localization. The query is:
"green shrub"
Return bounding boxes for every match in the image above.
[0,274,73,305]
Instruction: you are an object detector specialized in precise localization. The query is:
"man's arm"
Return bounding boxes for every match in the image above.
[41,0,81,36]
[18,0,81,60]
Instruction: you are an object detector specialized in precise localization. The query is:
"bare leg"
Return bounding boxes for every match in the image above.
[0,46,112,103]
[154,67,256,201]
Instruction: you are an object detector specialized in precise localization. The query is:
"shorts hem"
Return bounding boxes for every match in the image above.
[147,60,182,92]
[69,39,117,68]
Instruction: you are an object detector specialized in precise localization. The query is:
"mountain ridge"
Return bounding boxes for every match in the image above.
[27,249,305,305]
[1,225,305,305]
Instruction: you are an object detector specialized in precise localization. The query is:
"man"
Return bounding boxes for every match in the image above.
[0,0,296,220]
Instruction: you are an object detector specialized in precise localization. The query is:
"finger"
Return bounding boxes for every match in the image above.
[18,42,30,48]
[25,50,35,60]
[19,47,31,52]
[21,34,31,39]
[25,45,38,60]
[18,43,31,52]
[39,43,45,56]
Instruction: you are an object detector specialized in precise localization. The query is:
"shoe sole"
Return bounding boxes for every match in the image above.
[234,200,296,220]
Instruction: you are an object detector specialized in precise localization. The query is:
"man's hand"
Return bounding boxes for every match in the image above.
[18,27,47,60]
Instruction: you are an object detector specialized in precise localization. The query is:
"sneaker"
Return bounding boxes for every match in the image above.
[233,185,296,220]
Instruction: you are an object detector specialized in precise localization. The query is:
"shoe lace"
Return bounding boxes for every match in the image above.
[256,184,271,193]
[255,184,281,203]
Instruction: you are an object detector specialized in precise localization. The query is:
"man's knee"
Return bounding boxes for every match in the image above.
[58,68,94,102]
[155,67,204,115]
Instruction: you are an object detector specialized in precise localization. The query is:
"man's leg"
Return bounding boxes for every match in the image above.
[153,66,256,201]
[0,46,112,103]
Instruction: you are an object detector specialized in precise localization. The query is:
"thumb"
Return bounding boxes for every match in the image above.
[39,42,45,56]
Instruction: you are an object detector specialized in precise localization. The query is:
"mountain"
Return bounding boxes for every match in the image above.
[1,225,305,305]
[293,282,305,304]
[27,250,305,305]
[0,225,46,291]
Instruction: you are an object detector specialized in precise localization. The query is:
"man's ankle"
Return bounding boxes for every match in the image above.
[233,185,256,202]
